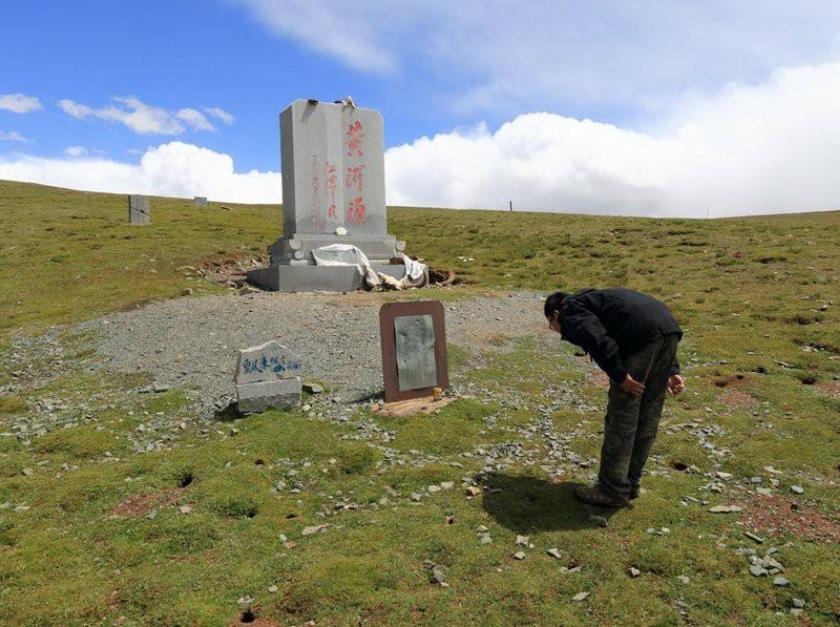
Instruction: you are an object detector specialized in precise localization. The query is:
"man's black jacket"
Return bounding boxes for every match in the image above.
[559,288,682,384]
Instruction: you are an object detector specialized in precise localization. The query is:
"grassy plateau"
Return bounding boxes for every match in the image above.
[0,179,838,625]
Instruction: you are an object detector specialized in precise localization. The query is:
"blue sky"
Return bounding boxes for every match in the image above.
[3,1,840,215]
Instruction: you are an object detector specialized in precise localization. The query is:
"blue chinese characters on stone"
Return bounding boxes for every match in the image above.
[242,354,301,376]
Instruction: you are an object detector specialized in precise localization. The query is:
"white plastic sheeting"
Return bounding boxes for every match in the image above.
[311,244,427,290]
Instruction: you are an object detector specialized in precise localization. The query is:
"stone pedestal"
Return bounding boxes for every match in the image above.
[237,377,302,414]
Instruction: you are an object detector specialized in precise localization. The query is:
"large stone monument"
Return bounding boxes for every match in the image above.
[248,99,410,292]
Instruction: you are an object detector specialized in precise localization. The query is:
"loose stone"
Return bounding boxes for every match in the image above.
[709,505,742,513]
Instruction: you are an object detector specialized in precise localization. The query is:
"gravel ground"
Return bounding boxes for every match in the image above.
[0,289,600,454]
[81,290,548,412]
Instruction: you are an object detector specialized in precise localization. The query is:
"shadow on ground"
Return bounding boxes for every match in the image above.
[482,475,624,533]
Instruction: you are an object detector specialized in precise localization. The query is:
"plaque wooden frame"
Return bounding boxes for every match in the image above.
[379,301,449,403]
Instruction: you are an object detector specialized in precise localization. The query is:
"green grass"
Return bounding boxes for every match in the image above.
[0,179,839,625]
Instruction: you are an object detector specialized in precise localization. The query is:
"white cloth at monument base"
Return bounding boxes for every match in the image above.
[311,244,427,290]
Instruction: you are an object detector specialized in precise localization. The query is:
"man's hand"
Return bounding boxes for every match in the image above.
[620,374,645,397]
[667,374,686,396]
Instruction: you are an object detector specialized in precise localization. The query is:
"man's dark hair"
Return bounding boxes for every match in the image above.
[544,291,569,318]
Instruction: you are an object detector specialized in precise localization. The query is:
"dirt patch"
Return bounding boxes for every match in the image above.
[229,614,280,627]
[111,487,186,517]
[718,389,759,409]
[591,370,611,389]
[229,611,280,627]
[815,380,840,399]
[199,256,267,288]
[714,374,748,388]
[741,493,840,544]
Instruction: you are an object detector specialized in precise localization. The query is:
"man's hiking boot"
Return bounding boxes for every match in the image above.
[574,484,629,508]
[629,484,641,500]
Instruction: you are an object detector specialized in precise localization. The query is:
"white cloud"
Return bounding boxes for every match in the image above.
[0,141,282,204]
[176,108,215,132]
[4,61,840,216]
[236,0,840,116]
[0,130,31,143]
[0,93,43,114]
[204,107,235,125]
[58,97,225,135]
[386,61,840,216]
[235,0,398,72]
[63,146,88,157]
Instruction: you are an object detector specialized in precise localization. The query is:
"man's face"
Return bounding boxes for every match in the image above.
[547,310,562,333]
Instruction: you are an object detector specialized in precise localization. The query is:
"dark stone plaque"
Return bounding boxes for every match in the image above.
[380,301,448,403]
[394,314,437,391]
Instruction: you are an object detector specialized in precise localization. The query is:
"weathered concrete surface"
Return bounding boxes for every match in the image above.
[247,263,408,292]
[236,377,302,414]
[128,195,150,225]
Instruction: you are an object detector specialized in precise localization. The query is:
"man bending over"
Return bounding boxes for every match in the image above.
[545,288,686,507]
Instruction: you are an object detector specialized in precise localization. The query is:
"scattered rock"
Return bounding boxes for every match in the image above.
[429,566,446,585]
[465,486,481,497]
[745,531,765,544]
[21,467,33,477]
[790,485,804,495]
[513,551,526,561]
[628,567,641,578]
[547,548,562,560]
[572,592,590,602]
[750,565,769,577]
[301,524,328,536]
[515,535,529,547]
[677,575,690,584]
[773,576,790,587]
[302,383,324,394]
[709,505,742,514]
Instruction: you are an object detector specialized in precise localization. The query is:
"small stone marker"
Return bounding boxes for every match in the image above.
[128,194,150,225]
[235,340,302,414]
[379,301,449,403]
[193,196,208,207]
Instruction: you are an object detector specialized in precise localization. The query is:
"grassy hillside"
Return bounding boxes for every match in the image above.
[0,179,838,625]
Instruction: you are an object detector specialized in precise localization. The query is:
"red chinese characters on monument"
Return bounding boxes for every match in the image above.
[324,161,338,219]
[344,120,365,157]
[309,154,325,231]
[345,164,365,194]
[346,196,366,225]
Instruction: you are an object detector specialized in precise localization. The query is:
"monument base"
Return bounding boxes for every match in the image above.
[236,377,302,414]
[270,233,405,265]
[247,263,410,292]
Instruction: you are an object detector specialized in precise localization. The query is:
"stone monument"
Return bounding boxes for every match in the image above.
[248,99,411,292]
[128,195,150,225]
[235,340,302,414]
[193,196,208,207]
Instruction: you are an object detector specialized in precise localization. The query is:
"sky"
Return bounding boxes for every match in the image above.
[2,0,840,216]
